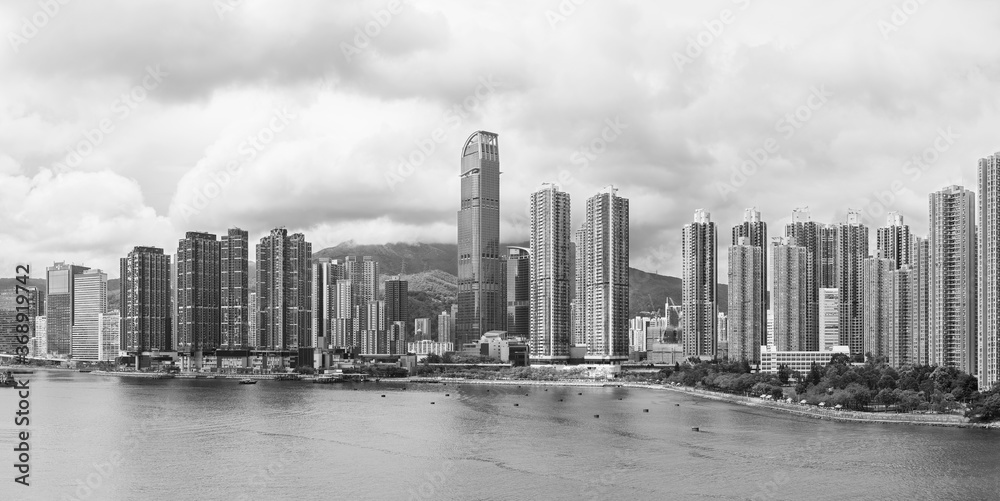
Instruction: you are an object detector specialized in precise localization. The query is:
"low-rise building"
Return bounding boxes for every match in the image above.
[759,345,850,375]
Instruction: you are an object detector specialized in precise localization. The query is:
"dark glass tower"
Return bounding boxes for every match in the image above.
[505,247,530,340]
[457,131,504,349]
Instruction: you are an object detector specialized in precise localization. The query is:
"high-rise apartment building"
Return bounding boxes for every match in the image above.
[256,229,312,359]
[862,253,894,361]
[176,232,221,359]
[45,262,90,357]
[506,246,530,340]
[836,210,869,356]
[438,310,453,345]
[414,318,431,340]
[121,247,171,353]
[457,131,505,349]
[890,265,917,367]
[681,209,716,358]
[911,235,931,365]
[731,207,768,351]
[771,237,808,351]
[877,212,911,270]
[978,152,1000,389]
[575,187,630,361]
[929,186,977,373]
[727,237,764,363]
[784,208,824,352]
[529,183,572,361]
[221,228,249,350]
[385,276,409,333]
[99,310,120,362]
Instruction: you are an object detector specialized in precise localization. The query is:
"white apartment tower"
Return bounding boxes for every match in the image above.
[929,186,977,374]
[682,209,717,358]
[978,153,999,389]
[529,183,572,361]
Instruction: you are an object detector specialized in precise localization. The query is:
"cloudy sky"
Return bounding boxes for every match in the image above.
[1,0,998,280]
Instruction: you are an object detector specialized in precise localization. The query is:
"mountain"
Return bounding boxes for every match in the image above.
[314,241,459,275]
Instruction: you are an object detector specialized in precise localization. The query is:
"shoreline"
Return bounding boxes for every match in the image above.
[396,376,997,429]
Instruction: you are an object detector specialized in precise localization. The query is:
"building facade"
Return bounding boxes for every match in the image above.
[979,152,1000,389]
[727,237,764,363]
[176,232,221,359]
[256,229,312,358]
[506,246,531,341]
[682,209,716,358]
[221,228,250,349]
[877,212,911,270]
[862,254,894,361]
[929,186,977,373]
[575,187,630,361]
[457,131,505,348]
[529,183,572,362]
[836,210,869,356]
[121,247,171,352]
[771,237,808,352]
[45,262,90,357]
[731,207,768,352]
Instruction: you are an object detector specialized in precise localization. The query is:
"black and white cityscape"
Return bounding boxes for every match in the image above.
[1,1,999,500]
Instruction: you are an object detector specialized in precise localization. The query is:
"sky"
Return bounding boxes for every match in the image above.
[1,0,999,281]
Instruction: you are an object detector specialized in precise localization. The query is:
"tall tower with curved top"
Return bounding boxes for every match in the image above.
[457,131,504,348]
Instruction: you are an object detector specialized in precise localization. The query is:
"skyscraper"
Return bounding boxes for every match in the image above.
[45,262,90,357]
[221,228,249,350]
[438,310,453,345]
[912,235,931,365]
[771,237,808,351]
[890,264,917,367]
[457,130,504,349]
[784,208,824,352]
[99,309,120,362]
[576,187,630,361]
[0,287,39,355]
[979,152,1000,389]
[506,246,531,341]
[385,276,409,333]
[819,288,840,350]
[121,247,171,353]
[731,207,768,351]
[176,231,221,361]
[529,183,571,362]
[862,253,894,361]
[836,209,869,356]
[929,185,977,373]
[877,212,911,270]
[727,237,764,363]
[71,269,106,362]
[312,258,336,349]
[256,228,312,361]
[681,209,716,358]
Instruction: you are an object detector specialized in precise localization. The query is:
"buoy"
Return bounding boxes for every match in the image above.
[514,403,519,407]
[618,398,623,400]
[594,414,600,418]
[559,399,563,402]
[675,403,680,406]
[431,402,435,404]
[445,394,450,396]
[524,393,528,396]
[578,392,583,395]
[381,395,385,397]
[545,389,548,391]
[643,409,649,412]
[691,427,699,432]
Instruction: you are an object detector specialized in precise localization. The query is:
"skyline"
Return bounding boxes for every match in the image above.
[3,1,1000,280]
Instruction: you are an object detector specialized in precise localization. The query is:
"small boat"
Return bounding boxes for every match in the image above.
[313,376,343,384]
[238,379,257,385]
[78,369,92,373]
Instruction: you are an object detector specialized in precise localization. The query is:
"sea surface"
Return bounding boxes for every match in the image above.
[1,370,999,500]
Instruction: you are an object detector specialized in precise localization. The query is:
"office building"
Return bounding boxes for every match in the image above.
[575,187,630,361]
[506,246,531,340]
[70,269,106,362]
[457,131,505,348]
[529,183,572,362]
[727,237,764,363]
[819,288,840,350]
[121,247,171,352]
[45,262,90,357]
[929,186,977,373]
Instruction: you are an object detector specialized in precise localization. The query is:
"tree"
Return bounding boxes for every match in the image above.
[777,364,792,385]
